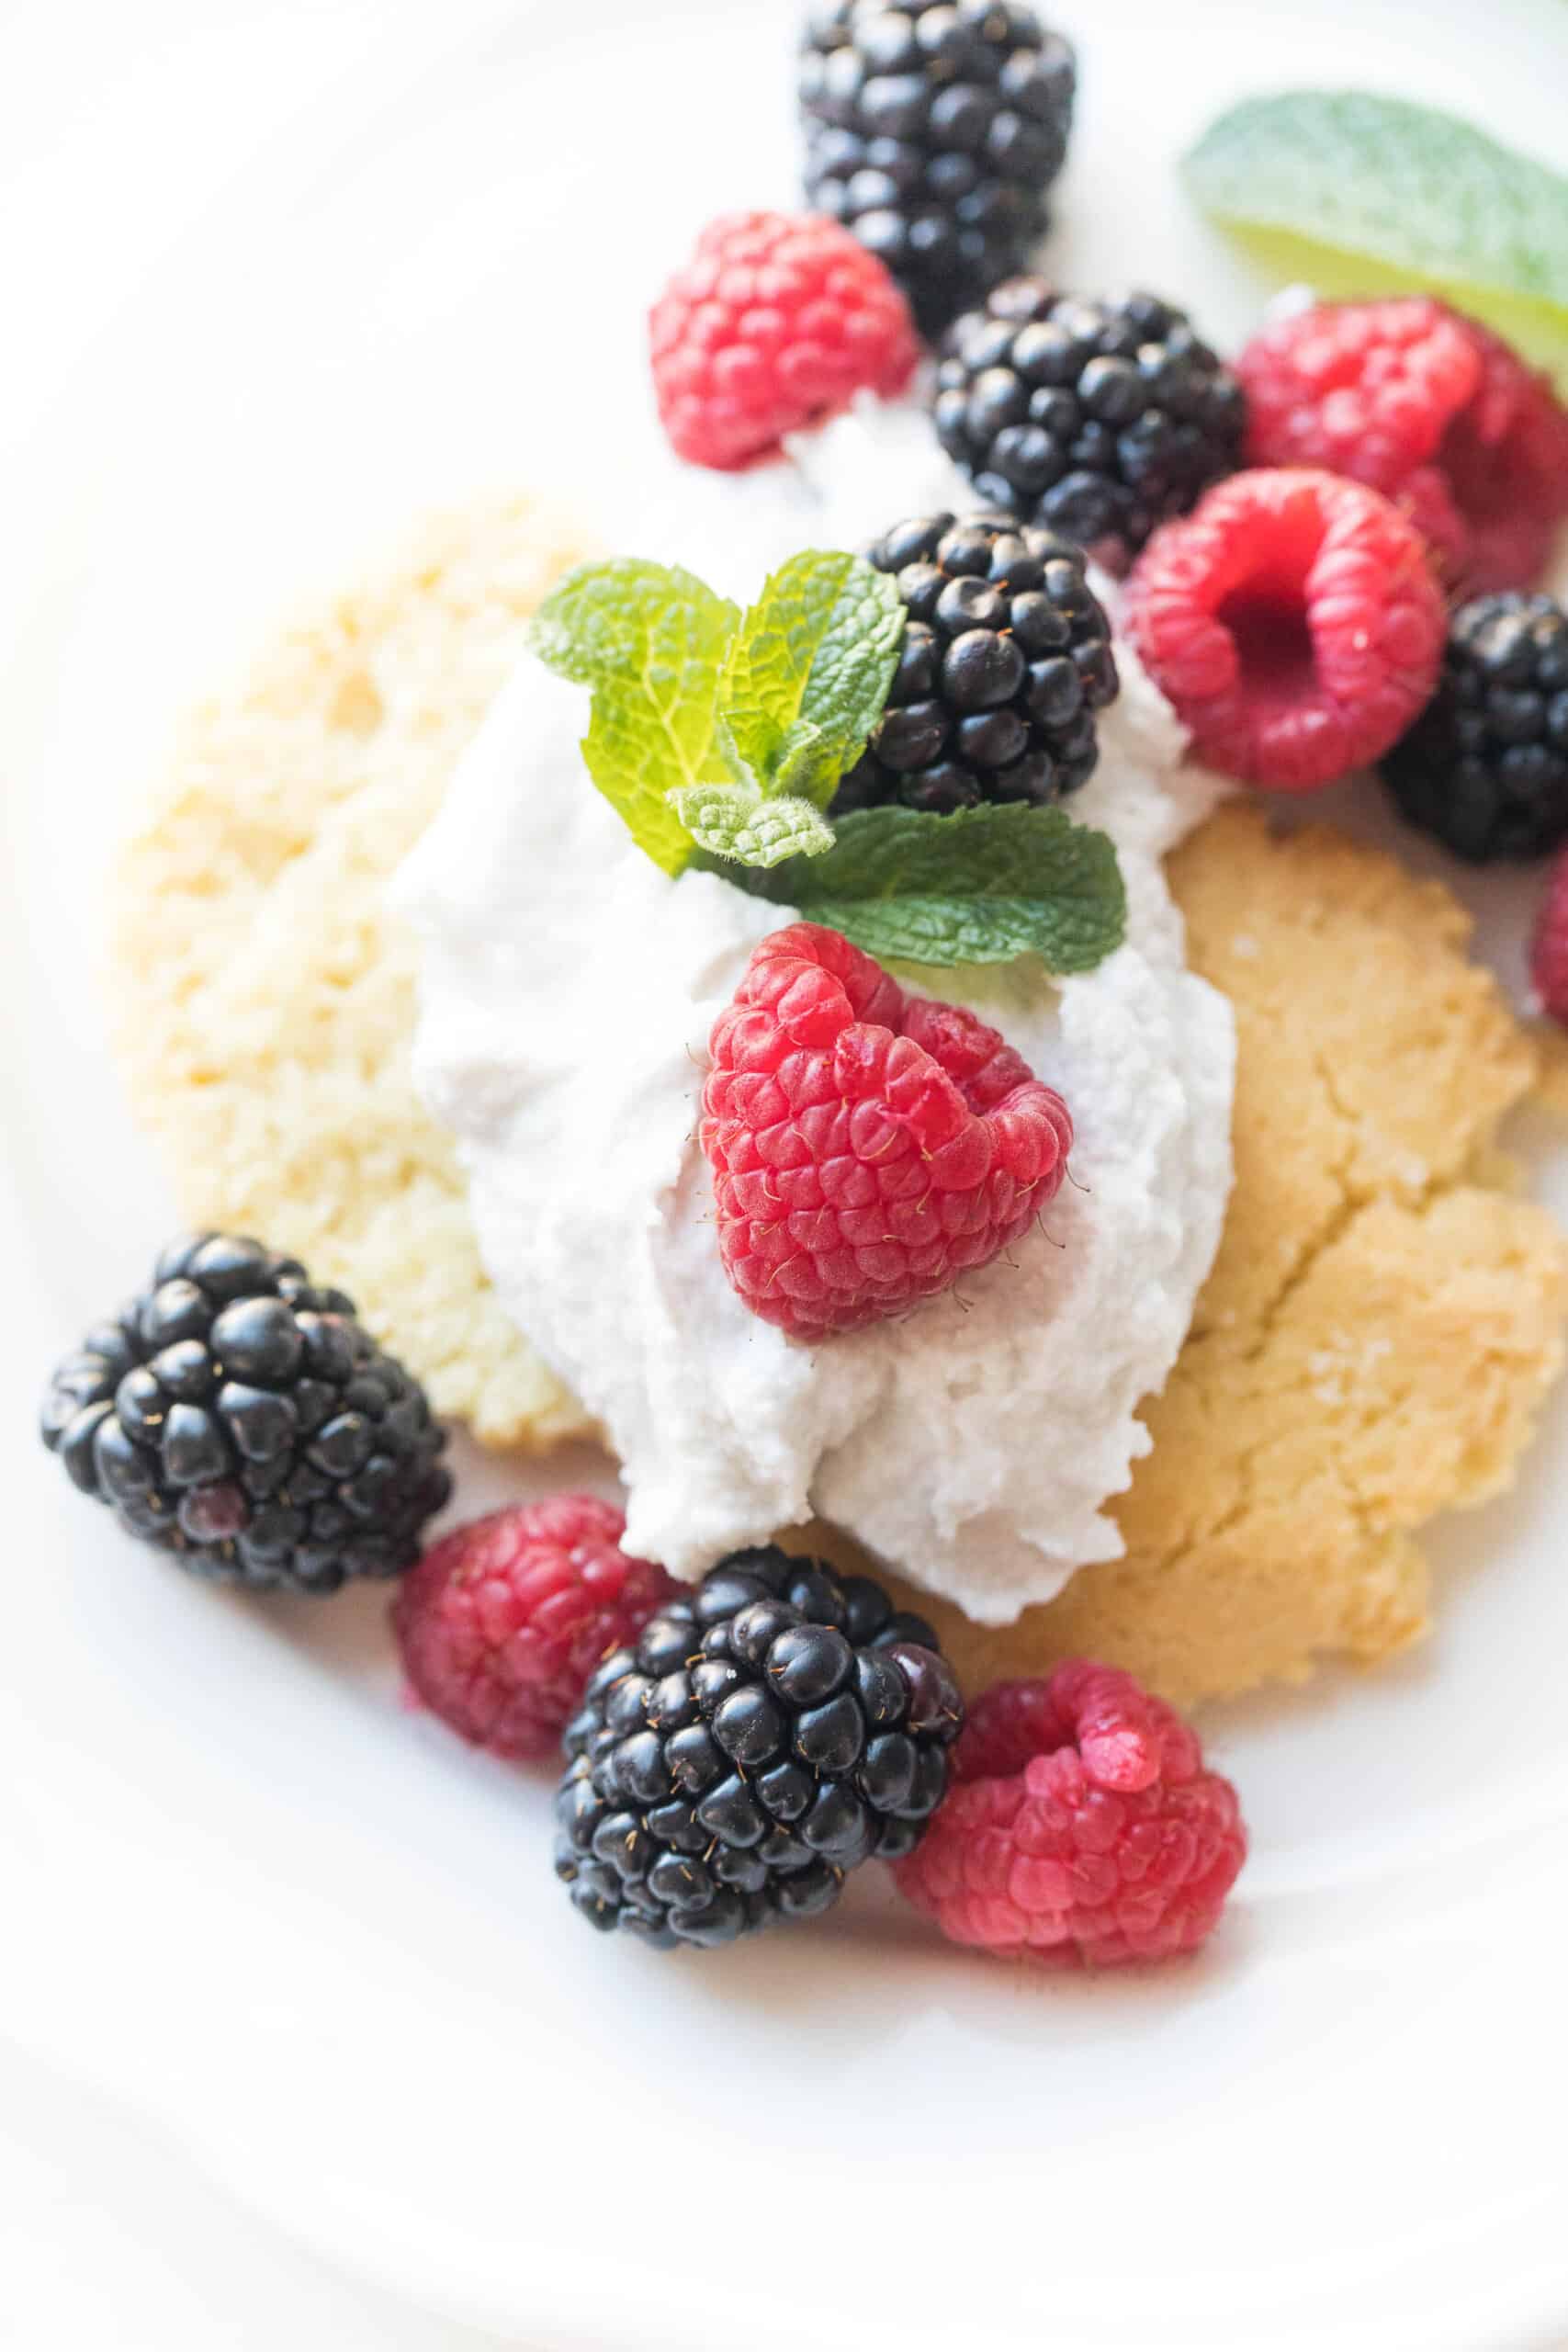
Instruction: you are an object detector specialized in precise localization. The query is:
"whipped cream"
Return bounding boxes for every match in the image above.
[397,406,1236,1623]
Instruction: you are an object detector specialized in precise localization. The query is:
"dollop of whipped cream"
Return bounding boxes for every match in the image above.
[396,402,1236,1623]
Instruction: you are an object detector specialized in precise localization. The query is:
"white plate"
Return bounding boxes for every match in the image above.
[4,3,1568,2346]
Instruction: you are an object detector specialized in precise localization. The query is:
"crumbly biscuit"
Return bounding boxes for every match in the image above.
[110,499,1568,1704]
[109,495,598,1448]
[873,805,1568,1708]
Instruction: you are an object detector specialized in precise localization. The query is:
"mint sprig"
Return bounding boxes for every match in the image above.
[530,552,1127,977]
[1183,92,1568,381]
[738,805,1128,971]
[529,549,903,873]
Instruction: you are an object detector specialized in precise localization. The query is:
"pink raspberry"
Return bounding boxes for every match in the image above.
[1531,850,1568,1029]
[392,1496,677,1762]
[1237,297,1568,600]
[1122,467,1447,792]
[892,1662,1247,1967]
[649,209,920,470]
[700,922,1073,1340]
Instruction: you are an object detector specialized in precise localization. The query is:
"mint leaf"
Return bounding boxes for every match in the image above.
[745,804,1127,970]
[769,718,838,804]
[723,551,905,807]
[710,711,758,789]
[667,785,836,871]
[530,560,739,876]
[1184,93,1568,381]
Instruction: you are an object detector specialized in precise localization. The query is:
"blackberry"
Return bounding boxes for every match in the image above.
[831,510,1117,816]
[39,1232,450,1593]
[1382,593,1568,862]
[799,1,1076,340]
[553,1545,964,1949]
[933,280,1246,566]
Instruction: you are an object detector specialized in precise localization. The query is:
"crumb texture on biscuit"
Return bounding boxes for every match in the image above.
[109,494,599,1449]
[880,803,1568,1707]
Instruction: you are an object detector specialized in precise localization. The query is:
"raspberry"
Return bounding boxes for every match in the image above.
[1237,298,1568,600]
[649,209,919,470]
[1531,850,1568,1028]
[392,1496,676,1761]
[892,1661,1247,1965]
[701,922,1073,1339]
[1121,468,1447,793]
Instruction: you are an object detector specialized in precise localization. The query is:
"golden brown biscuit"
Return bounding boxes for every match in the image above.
[874,805,1568,1708]
[109,495,598,1448]
[109,496,1567,1705]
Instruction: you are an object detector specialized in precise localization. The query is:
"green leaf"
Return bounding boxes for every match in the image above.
[529,560,740,876]
[769,718,838,805]
[722,551,906,806]
[666,785,837,871]
[710,711,760,790]
[1183,92,1568,382]
[741,804,1127,970]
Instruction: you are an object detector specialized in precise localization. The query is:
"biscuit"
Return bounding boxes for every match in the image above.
[872,804,1568,1706]
[108,495,598,1448]
[110,502,1568,1704]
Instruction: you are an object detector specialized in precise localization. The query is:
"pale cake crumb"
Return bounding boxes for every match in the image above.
[108,493,600,1450]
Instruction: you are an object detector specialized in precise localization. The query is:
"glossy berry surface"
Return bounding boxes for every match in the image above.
[799,0,1076,339]
[1236,297,1568,602]
[934,280,1244,566]
[893,1660,1247,1965]
[1382,593,1568,862]
[393,1496,678,1761]
[832,511,1117,815]
[553,1544,963,1948]
[39,1233,449,1593]
[1122,468,1447,793]
[701,922,1073,1338]
[649,209,919,470]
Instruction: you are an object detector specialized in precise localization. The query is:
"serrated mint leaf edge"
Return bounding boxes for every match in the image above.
[526,559,743,877]
[721,803,1129,973]
[808,889,1125,972]
[794,560,907,780]
[667,784,836,871]
[721,551,906,810]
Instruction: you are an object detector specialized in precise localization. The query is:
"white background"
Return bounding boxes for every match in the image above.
[4,3,1568,2346]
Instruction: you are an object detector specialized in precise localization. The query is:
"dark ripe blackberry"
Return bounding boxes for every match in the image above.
[39,1233,450,1593]
[1382,593,1568,862]
[932,280,1245,567]
[831,509,1117,815]
[799,0,1076,339]
[553,1544,964,1949]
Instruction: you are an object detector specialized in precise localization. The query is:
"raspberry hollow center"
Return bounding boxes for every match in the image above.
[1122,467,1447,793]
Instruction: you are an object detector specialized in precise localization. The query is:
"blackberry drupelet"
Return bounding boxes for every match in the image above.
[39,1233,450,1592]
[1382,593,1568,861]
[798,1,1076,340]
[831,510,1117,815]
[554,1545,964,1949]
[933,281,1245,566]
